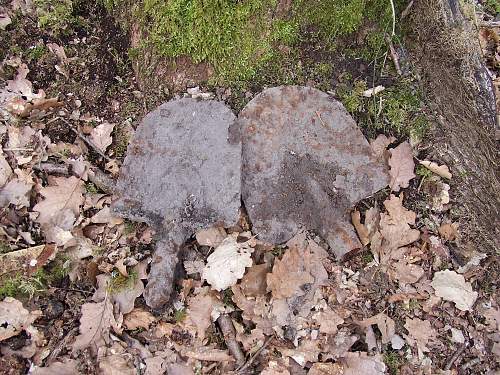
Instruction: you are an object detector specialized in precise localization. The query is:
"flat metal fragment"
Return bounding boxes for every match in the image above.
[112,98,241,308]
[237,86,389,258]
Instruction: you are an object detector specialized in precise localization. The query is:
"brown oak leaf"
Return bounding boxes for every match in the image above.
[388,141,415,192]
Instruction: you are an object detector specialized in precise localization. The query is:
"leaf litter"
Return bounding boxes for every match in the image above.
[0,4,497,374]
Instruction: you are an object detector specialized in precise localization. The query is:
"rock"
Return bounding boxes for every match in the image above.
[237,86,389,259]
[112,98,241,308]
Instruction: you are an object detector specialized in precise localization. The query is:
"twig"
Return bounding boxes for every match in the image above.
[385,35,402,75]
[59,117,111,162]
[401,0,414,19]
[237,336,273,374]
[217,314,246,366]
[46,326,78,365]
[445,342,468,370]
[389,0,396,36]
[34,161,116,194]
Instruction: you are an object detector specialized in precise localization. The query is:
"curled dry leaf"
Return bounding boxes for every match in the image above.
[388,141,415,192]
[404,317,437,352]
[363,85,385,97]
[341,352,386,375]
[419,160,452,179]
[33,176,84,226]
[202,234,254,291]
[0,297,41,341]
[90,122,115,152]
[431,269,478,311]
[32,359,78,375]
[370,134,396,161]
[438,222,459,241]
[351,210,370,246]
[267,246,314,299]
[99,354,135,375]
[195,226,226,247]
[72,299,122,352]
[124,308,156,330]
[0,151,12,187]
[359,313,395,344]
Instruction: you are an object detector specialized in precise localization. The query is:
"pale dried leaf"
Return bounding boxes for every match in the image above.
[195,226,226,247]
[404,317,437,351]
[342,352,386,375]
[0,152,12,187]
[0,297,41,341]
[32,359,78,375]
[90,206,124,226]
[370,134,395,160]
[33,176,84,226]
[72,299,122,352]
[267,246,314,299]
[280,339,320,366]
[363,85,385,97]
[419,160,452,179]
[431,270,478,311]
[202,234,254,291]
[308,363,344,375]
[185,289,218,340]
[99,354,135,375]
[0,244,45,276]
[183,260,205,275]
[0,14,11,30]
[360,313,395,344]
[388,141,415,192]
[112,276,144,314]
[90,122,114,152]
[123,308,155,330]
[0,177,33,207]
[391,259,424,284]
[438,222,459,241]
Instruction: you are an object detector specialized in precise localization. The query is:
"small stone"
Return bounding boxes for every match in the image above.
[391,334,405,350]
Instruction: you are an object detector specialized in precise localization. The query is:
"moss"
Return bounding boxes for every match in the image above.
[35,0,79,34]
[338,79,429,139]
[484,0,500,14]
[85,182,99,194]
[0,241,11,254]
[383,351,402,375]
[26,44,47,62]
[174,308,187,322]
[108,270,138,293]
[109,0,396,84]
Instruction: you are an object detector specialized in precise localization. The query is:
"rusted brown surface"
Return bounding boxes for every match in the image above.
[237,86,389,258]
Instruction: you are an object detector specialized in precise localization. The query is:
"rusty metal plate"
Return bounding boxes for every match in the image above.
[112,98,241,307]
[237,86,389,258]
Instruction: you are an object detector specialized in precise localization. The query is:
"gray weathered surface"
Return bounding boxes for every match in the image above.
[238,86,389,258]
[112,98,241,308]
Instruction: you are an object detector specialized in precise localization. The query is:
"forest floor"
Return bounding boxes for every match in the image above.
[0,0,499,374]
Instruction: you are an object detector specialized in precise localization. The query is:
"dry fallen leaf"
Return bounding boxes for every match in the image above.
[99,354,135,375]
[72,299,122,352]
[33,176,84,226]
[267,246,314,299]
[90,122,115,152]
[431,269,478,311]
[370,134,395,160]
[124,308,156,330]
[239,263,269,297]
[388,141,415,192]
[202,234,254,291]
[351,210,370,246]
[341,352,386,375]
[438,222,459,241]
[184,288,221,340]
[0,176,33,207]
[195,226,226,247]
[359,313,396,344]
[404,317,437,352]
[32,359,79,375]
[0,297,41,341]
[419,160,452,179]
[0,151,12,187]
